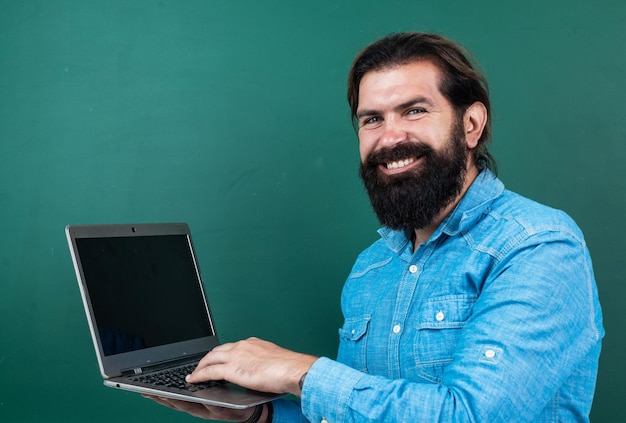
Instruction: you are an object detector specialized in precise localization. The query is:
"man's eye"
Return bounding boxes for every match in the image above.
[361,116,381,126]
[406,108,426,115]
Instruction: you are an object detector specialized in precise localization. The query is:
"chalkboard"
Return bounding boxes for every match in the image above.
[1,1,624,421]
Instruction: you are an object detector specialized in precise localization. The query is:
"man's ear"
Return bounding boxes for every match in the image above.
[463,102,488,149]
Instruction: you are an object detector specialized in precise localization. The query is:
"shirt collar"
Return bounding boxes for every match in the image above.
[378,169,504,251]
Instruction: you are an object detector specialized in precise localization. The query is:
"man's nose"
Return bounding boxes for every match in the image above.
[379,118,408,146]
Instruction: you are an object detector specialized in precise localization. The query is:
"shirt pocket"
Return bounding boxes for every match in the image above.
[413,295,475,383]
[337,315,371,373]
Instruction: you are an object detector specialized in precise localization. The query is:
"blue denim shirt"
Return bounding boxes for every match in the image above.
[272,170,604,422]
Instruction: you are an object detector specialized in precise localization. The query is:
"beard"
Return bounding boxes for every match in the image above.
[359,119,468,232]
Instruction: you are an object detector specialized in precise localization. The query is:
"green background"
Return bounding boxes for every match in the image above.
[1,1,624,421]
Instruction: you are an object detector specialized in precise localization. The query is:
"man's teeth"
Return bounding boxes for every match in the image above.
[386,157,415,170]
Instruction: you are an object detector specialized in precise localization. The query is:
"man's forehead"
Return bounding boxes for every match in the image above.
[357,60,446,109]
[360,60,442,89]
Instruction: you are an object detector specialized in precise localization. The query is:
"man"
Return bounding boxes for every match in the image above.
[147,32,604,422]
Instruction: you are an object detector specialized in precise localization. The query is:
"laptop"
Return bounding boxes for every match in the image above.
[66,222,283,409]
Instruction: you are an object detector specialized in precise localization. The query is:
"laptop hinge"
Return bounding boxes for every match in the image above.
[120,352,208,377]
[121,367,146,377]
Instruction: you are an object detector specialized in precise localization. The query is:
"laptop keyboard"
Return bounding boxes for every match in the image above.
[130,363,224,392]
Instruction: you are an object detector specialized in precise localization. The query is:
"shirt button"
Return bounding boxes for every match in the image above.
[485,349,496,359]
[393,324,401,334]
[409,264,418,273]
[435,311,445,321]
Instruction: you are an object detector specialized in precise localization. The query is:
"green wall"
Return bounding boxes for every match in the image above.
[1,1,624,421]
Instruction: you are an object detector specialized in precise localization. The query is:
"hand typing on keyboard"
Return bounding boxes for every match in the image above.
[132,364,224,391]
[186,337,317,397]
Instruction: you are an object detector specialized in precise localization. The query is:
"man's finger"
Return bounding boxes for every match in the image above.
[186,363,227,383]
[143,395,177,410]
[195,343,233,369]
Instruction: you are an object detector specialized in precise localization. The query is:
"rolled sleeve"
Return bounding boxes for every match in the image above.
[301,357,366,423]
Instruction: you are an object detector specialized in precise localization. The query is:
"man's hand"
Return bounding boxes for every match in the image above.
[186,337,318,396]
[143,394,259,421]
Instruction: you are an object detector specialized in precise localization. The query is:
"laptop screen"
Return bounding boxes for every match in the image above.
[75,234,214,356]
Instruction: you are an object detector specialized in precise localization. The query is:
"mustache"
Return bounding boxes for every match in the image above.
[363,142,434,168]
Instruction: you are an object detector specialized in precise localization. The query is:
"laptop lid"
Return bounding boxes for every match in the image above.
[66,223,220,379]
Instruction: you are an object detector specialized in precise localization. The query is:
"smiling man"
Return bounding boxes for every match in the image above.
[356,59,482,245]
[147,32,604,422]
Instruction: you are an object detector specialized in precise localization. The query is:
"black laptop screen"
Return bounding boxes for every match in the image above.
[76,234,214,356]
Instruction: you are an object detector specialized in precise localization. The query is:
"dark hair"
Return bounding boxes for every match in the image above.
[347,32,497,173]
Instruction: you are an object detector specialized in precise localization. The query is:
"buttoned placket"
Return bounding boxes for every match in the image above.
[387,242,431,379]
[389,235,438,379]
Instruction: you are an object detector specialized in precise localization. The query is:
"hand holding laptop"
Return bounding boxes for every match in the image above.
[143,395,256,421]
[145,337,318,421]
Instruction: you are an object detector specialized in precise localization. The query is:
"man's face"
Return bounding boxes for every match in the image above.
[356,60,471,231]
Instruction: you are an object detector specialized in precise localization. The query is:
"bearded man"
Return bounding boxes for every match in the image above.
[147,32,604,423]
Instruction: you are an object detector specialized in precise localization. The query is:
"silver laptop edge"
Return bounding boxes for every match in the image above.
[66,223,284,409]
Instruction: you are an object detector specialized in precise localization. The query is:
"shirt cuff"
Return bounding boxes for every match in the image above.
[271,397,308,423]
[301,357,366,422]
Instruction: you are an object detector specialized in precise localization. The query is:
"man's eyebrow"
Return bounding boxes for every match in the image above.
[355,109,379,120]
[356,96,435,120]
[395,96,434,111]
